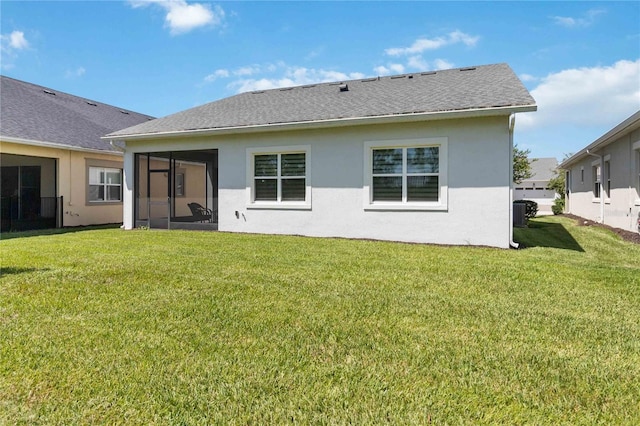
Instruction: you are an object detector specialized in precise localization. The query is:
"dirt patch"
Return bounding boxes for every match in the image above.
[563,214,640,245]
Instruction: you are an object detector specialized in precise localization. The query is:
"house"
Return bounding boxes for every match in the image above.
[106,63,536,248]
[0,75,154,231]
[560,111,640,233]
[514,157,559,215]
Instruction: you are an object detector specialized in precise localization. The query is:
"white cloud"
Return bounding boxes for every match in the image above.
[407,56,429,70]
[552,8,605,28]
[518,59,640,130]
[1,30,31,69]
[519,73,538,82]
[129,1,224,35]
[8,30,29,49]
[234,65,261,76]
[433,59,454,70]
[204,69,229,82]
[373,65,390,76]
[385,30,478,56]
[65,66,86,78]
[223,63,367,93]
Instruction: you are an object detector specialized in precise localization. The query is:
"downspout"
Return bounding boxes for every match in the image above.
[109,140,127,229]
[110,140,125,152]
[586,149,604,223]
[509,114,519,249]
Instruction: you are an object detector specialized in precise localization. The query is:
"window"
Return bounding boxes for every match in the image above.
[175,173,185,197]
[604,158,611,200]
[89,167,122,202]
[593,164,601,199]
[580,167,584,184]
[637,149,640,201]
[247,146,310,209]
[364,138,447,210]
[634,141,640,204]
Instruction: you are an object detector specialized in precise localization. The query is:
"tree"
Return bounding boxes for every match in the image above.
[548,153,573,199]
[513,145,534,184]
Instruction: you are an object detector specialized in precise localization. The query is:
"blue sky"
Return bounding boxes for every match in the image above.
[1,1,639,160]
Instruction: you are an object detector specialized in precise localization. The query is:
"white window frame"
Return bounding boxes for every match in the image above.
[634,140,640,206]
[363,137,448,211]
[591,160,602,203]
[246,145,311,210]
[175,171,185,197]
[603,154,611,203]
[592,159,601,202]
[88,166,122,203]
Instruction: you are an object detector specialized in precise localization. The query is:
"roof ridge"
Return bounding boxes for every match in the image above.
[244,62,509,95]
[0,74,154,119]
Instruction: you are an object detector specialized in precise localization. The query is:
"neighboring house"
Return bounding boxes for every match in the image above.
[514,157,559,214]
[560,111,640,233]
[0,75,154,231]
[106,63,536,248]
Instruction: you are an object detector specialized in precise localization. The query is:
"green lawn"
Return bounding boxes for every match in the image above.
[1,216,639,424]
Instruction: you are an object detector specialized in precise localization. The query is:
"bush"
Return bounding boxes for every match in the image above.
[514,199,538,219]
[552,198,565,215]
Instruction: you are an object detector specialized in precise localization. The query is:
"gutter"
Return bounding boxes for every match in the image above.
[103,104,537,142]
[0,135,121,155]
[509,114,519,249]
[109,140,126,152]
[1,135,123,156]
[560,111,640,169]
[585,149,605,224]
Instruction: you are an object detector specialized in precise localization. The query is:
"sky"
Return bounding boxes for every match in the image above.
[1,1,639,161]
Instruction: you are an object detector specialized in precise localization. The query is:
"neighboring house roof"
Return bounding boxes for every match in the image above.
[560,110,640,168]
[523,157,558,182]
[1,75,154,152]
[107,63,536,140]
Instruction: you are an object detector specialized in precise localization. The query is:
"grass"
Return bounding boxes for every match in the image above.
[1,216,639,424]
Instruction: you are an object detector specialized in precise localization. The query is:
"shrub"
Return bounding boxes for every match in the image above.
[514,199,538,219]
[552,198,565,215]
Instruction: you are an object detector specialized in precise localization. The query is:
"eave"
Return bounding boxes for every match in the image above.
[1,135,122,156]
[104,104,537,142]
[559,111,640,169]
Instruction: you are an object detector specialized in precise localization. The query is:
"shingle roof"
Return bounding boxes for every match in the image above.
[1,75,154,152]
[527,157,558,182]
[108,63,535,139]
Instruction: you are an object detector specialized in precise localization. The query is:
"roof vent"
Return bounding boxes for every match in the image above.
[86,101,97,106]
[408,75,414,79]
[119,110,129,115]
[338,83,349,92]
[361,78,377,83]
[460,67,476,72]
[43,90,56,95]
[421,71,436,76]
[390,75,406,80]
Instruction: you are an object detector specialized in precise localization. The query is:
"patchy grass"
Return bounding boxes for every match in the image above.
[1,217,639,424]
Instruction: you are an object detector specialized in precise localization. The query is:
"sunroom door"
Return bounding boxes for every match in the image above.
[148,169,170,229]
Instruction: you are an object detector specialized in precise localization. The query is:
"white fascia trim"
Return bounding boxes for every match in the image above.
[560,111,640,168]
[105,105,537,142]
[1,135,122,156]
